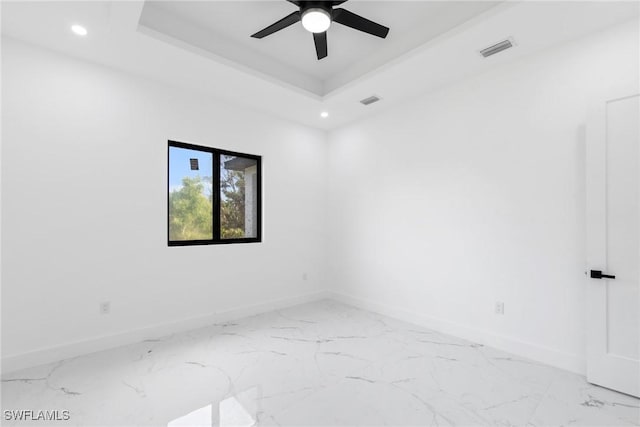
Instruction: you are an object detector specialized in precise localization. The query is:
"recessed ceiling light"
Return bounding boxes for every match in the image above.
[71,25,87,36]
[302,8,331,33]
[320,111,329,118]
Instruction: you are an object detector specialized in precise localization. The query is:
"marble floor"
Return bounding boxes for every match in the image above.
[2,300,639,427]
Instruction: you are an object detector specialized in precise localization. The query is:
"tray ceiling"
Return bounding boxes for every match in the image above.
[1,1,637,130]
[138,1,500,96]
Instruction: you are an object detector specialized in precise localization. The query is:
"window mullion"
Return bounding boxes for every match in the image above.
[212,151,221,242]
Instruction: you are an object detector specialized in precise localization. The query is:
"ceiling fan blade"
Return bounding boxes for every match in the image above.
[331,1,348,5]
[313,31,328,60]
[286,0,302,5]
[251,11,301,39]
[332,8,389,38]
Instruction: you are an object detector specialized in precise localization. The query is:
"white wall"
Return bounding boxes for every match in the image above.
[326,20,639,374]
[1,39,328,370]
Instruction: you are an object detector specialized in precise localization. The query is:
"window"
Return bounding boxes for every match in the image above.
[168,141,261,245]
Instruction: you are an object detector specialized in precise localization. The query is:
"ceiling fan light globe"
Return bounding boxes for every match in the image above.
[301,8,331,33]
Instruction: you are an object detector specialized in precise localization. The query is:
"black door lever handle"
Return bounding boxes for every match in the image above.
[590,270,615,279]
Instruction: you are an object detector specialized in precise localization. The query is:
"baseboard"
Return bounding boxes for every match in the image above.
[2,290,329,374]
[3,290,586,376]
[327,290,586,375]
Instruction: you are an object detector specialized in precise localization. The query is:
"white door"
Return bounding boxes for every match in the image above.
[586,93,640,397]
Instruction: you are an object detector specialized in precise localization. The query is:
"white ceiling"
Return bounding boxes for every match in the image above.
[138,1,500,96]
[1,1,638,130]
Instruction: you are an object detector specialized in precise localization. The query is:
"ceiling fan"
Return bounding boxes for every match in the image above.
[251,1,389,60]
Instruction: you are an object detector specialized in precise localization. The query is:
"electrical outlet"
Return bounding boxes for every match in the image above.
[495,301,505,315]
[302,273,308,281]
[100,301,111,315]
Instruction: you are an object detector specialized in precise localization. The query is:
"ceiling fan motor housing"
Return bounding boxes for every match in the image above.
[299,2,334,13]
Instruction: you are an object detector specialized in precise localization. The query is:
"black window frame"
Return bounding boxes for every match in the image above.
[168,140,262,246]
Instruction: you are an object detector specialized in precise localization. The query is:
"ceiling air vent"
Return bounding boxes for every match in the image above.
[480,38,514,58]
[360,95,381,106]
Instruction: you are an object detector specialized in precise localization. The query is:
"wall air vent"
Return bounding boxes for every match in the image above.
[360,95,381,106]
[480,39,514,58]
